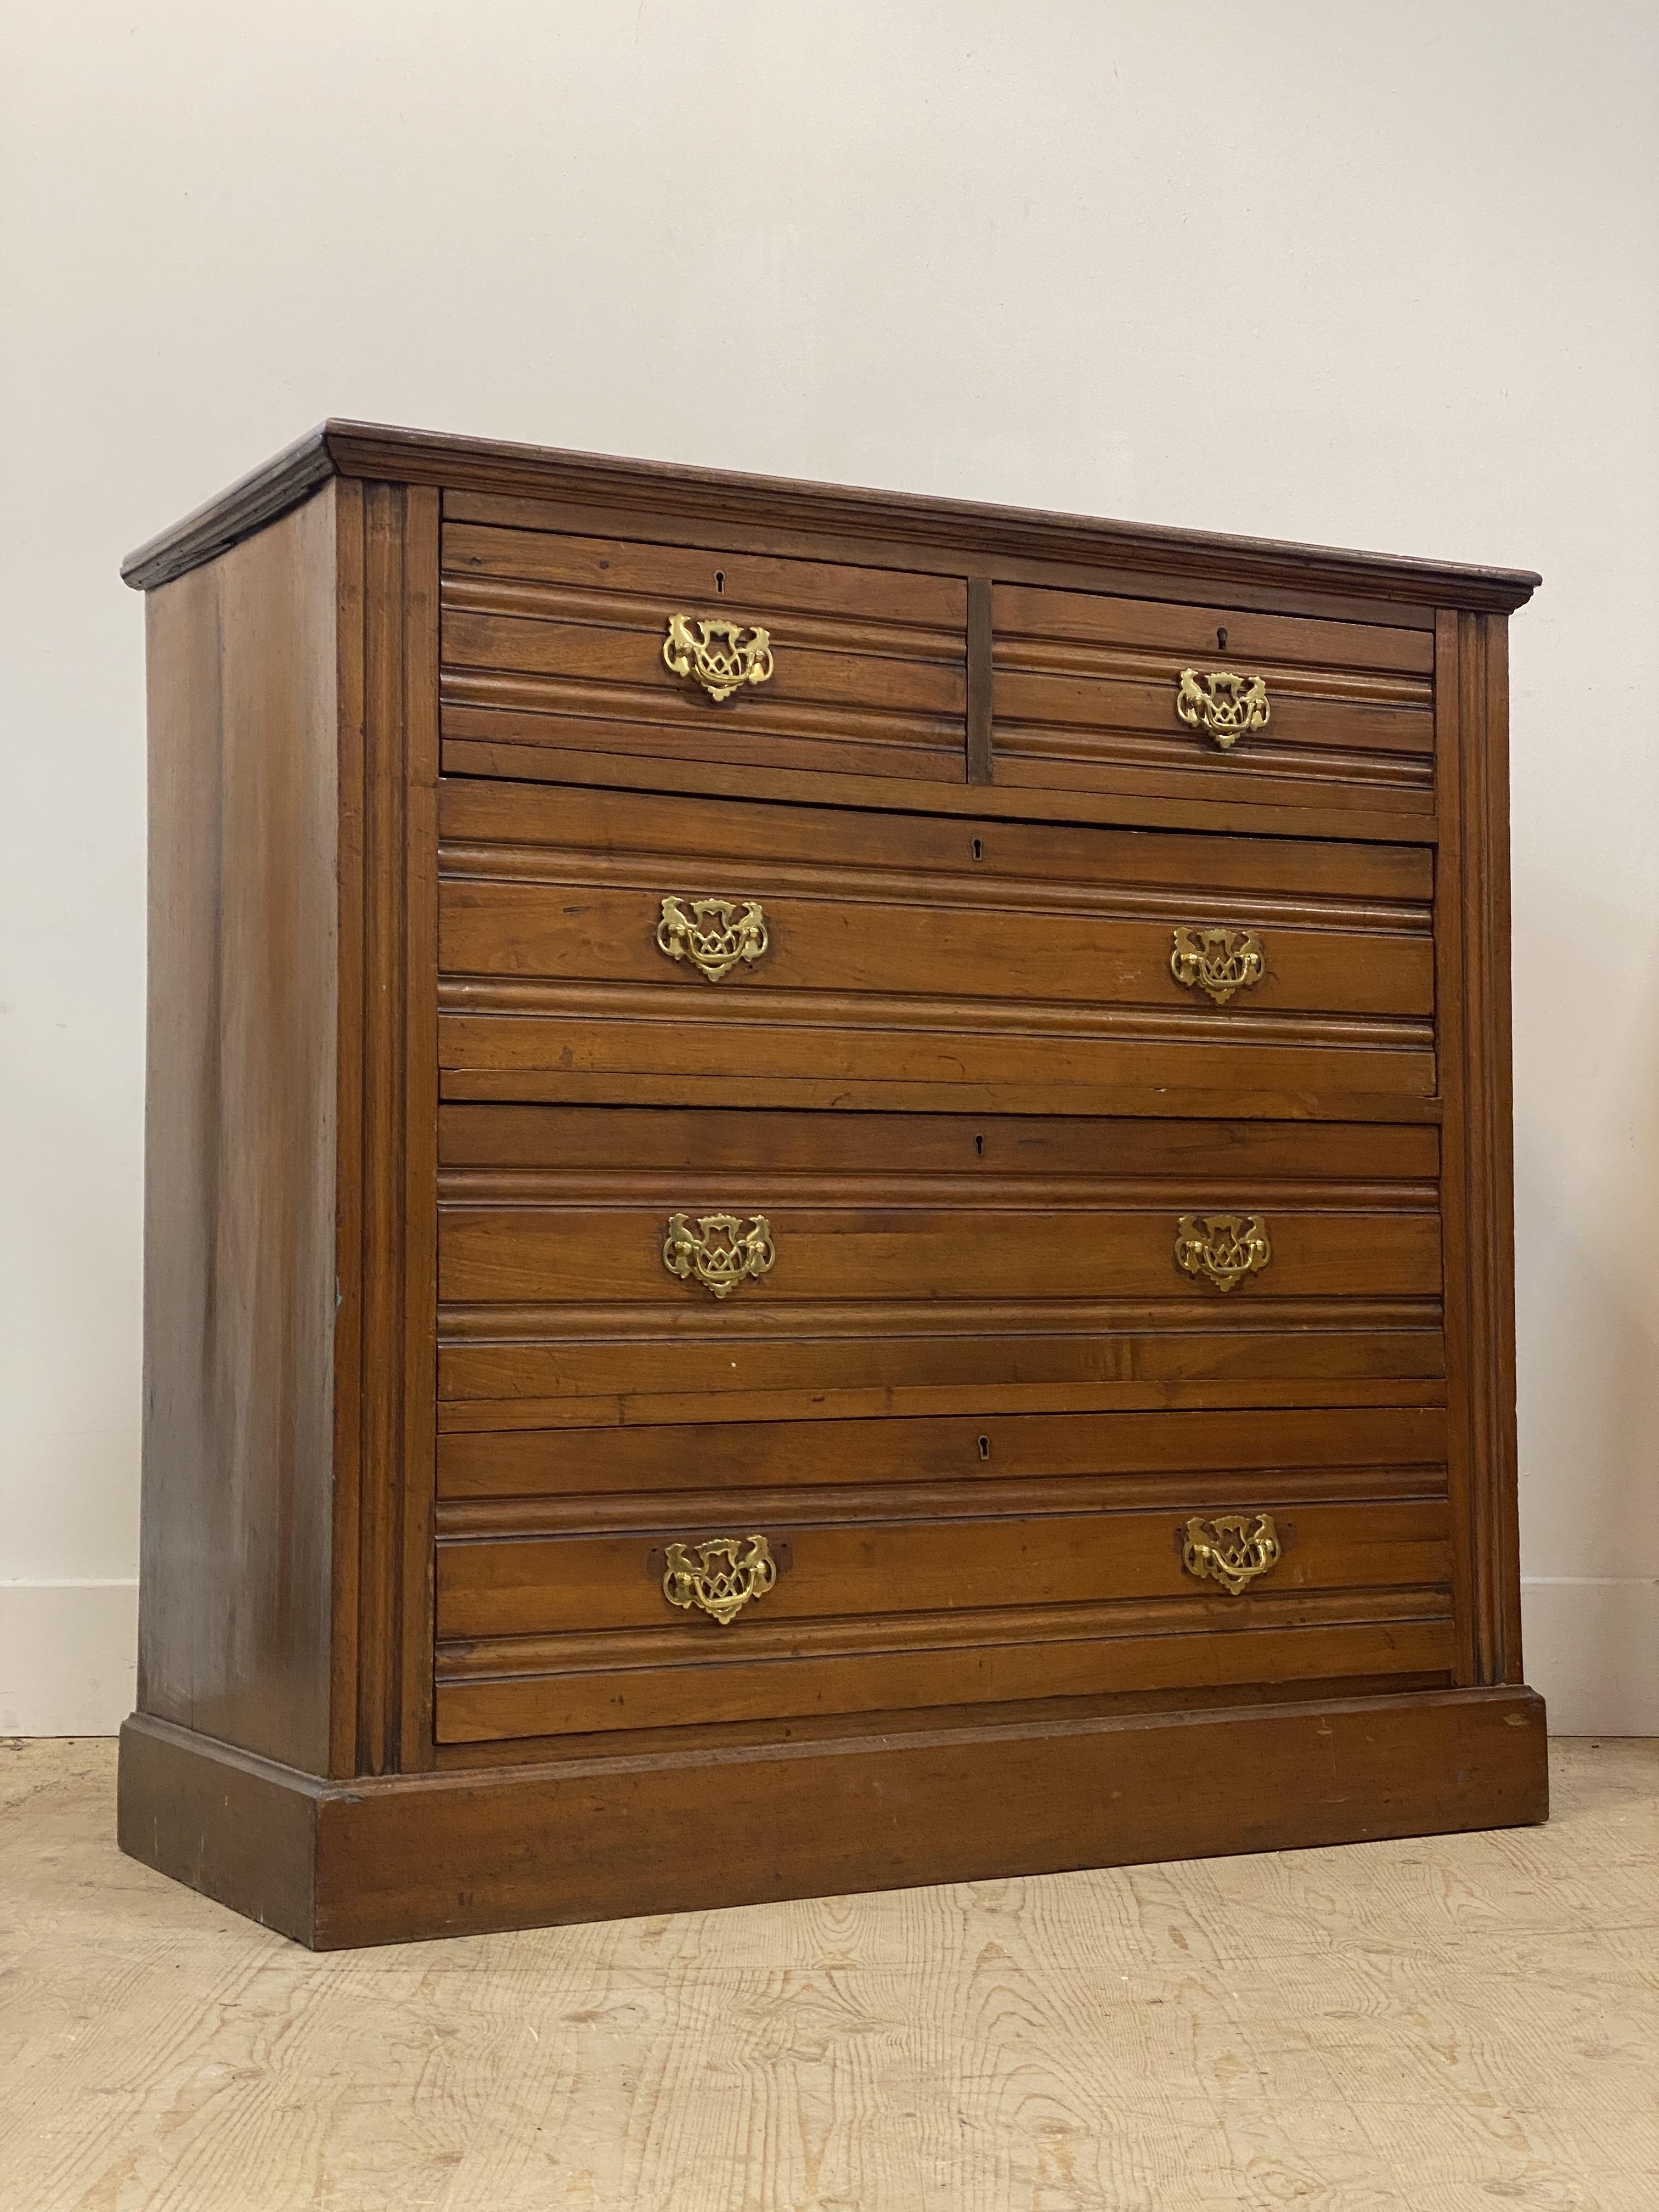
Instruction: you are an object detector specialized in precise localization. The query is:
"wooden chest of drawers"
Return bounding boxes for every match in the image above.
[117,423,1547,1948]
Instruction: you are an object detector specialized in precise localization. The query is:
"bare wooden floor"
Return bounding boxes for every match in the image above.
[1,1738,1655,2210]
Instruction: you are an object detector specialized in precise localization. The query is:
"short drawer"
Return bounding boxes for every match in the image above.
[436,1106,1444,1421]
[993,582,1436,822]
[438,780,1437,1114]
[440,519,968,788]
[433,1487,1454,1743]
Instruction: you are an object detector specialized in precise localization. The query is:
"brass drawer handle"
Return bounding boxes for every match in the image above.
[657,894,769,982]
[1182,1513,1281,1595]
[1171,925,1264,1006]
[663,614,775,702]
[663,1211,775,1299]
[663,1533,778,1623]
[1176,667,1270,749]
[1175,1212,1272,1292]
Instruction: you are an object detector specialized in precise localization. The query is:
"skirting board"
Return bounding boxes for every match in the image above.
[0,1580,138,1735]
[119,1687,1549,1951]
[1522,1577,1659,1734]
[9,1582,1651,1737]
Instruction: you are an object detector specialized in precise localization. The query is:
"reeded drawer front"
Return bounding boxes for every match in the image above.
[439,1496,1451,1641]
[993,583,1435,820]
[443,1188,1440,1306]
[437,1105,1444,1421]
[440,521,968,788]
[437,780,1436,1115]
[433,1475,1454,1743]
[437,1402,1452,1503]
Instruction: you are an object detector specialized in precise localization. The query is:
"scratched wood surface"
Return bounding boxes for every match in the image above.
[3,1736,1653,2211]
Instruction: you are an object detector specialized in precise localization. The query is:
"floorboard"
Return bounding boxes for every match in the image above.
[1,1736,1654,2210]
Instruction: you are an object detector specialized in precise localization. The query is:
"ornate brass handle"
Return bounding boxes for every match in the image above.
[1175,1213,1272,1293]
[1182,1513,1281,1595]
[663,614,775,702]
[663,1211,775,1299]
[1175,668,1270,750]
[657,895,769,983]
[1171,926,1264,1007]
[663,1533,778,1623]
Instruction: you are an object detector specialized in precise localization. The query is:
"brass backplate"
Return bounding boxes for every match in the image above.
[1175,667,1271,749]
[662,1211,776,1299]
[1182,1512,1282,1595]
[1174,1212,1272,1292]
[662,1533,779,1624]
[1171,925,1265,1006]
[663,614,775,702]
[656,895,769,982]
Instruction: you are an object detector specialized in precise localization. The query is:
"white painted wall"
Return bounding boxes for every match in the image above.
[3,1,1655,1735]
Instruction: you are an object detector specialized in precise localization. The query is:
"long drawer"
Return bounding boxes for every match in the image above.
[437,1106,1444,1422]
[433,1477,1453,1743]
[993,582,1436,819]
[440,1496,1451,1639]
[437,780,1436,1114]
[437,1401,1451,1500]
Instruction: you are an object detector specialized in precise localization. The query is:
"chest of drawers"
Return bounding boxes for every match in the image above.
[117,423,1547,1948]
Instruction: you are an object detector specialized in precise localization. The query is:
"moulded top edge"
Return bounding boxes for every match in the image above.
[120,416,1543,612]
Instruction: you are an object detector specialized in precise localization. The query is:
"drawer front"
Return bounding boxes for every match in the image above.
[441,1498,1450,1639]
[441,522,968,788]
[434,1476,1454,1743]
[438,1400,1450,1502]
[438,780,1436,1115]
[437,1107,1444,1421]
[993,583,1435,821]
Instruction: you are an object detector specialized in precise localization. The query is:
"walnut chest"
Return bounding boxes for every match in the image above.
[118,424,1547,1947]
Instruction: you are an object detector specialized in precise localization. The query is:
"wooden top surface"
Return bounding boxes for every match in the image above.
[122,419,1541,613]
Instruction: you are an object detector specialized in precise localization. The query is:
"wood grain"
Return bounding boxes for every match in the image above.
[114,1685,1549,1949]
[122,418,1542,614]
[122,422,1538,1949]
[1435,610,1523,1693]
[439,768,1435,896]
[433,1104,1443,1423]
[437,1496,1452,1637]
[138,485,340,1774]
[436,1400,1449,1500]
[436,1604,1458,1744]
[442,729,1446,848]
[399,487,442,1770]
[439,1101,1442,1178]
[20,1735,1648,2211]
[334,482,443,1779]
[441,526,971,788]
[437,783,1437,1063]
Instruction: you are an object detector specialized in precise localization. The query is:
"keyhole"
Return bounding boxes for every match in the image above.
[970,837,984,862]
[714,571,726,595]
[1216,625,1228,651]
[974,1132,985,1156]
[977,1435,991,1460]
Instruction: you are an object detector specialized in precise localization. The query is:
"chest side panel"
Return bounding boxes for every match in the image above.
[139,485,340,1773]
